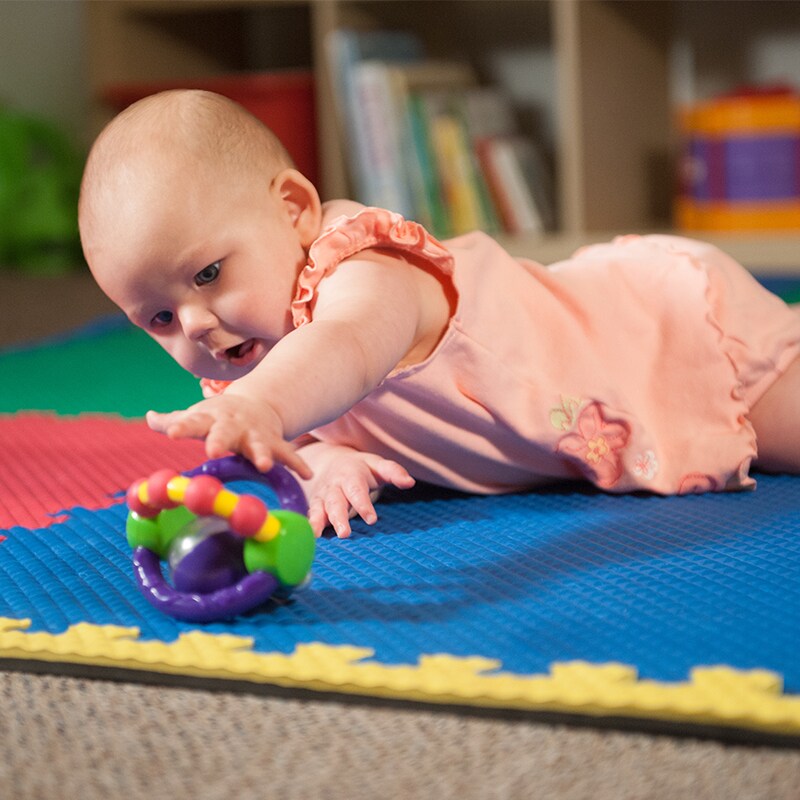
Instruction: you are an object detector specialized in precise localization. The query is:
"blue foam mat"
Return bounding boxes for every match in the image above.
[2,475,799,692]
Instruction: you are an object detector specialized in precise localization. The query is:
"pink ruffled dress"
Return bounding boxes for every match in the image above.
[217,203,800,495]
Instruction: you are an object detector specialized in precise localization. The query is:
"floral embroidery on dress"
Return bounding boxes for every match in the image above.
[632,449,659,481]
[556,402,630,488]
[549,396,580,431]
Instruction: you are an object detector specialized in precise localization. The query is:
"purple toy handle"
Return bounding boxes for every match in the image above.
[133,457,306,622]
[185,455,308,515]
[133,546,279,623]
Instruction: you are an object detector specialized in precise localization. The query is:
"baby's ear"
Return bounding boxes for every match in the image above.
[272,168,322,247]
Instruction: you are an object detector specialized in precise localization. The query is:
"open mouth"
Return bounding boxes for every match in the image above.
[224,339,259,366]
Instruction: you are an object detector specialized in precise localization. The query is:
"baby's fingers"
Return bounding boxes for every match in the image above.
[342,481,378,526]
[307,499,331,538]
[271,439,313,480]
[145,409,180,434]
[232,431,312,479]
[314,487,354,539]
[147,408,213,440]
[373,458,416,490]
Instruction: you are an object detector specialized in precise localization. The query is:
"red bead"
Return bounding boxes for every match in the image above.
[183,475,223,517]
[126,479,158,518]
[230,494,268,537]
[146,469,180,509]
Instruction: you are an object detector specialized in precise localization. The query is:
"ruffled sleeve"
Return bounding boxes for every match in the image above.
[291,207,454,327]
[200,378,231,397]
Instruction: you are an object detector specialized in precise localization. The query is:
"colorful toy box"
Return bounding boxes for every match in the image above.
[676,86,800,231]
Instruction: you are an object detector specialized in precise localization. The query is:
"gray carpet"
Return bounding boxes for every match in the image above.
[2,670,800,800]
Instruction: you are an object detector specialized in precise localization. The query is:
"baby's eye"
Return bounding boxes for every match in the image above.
[195,262,220,286]
[151,310,173,328]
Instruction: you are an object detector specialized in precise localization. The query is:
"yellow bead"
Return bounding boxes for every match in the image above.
[213,489,239,518]
[253,514,281,542]
[166,475,190,504]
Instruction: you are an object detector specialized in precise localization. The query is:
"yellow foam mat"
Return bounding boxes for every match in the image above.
[2,618,798,740]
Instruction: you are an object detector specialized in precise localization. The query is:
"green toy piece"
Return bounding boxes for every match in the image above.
[126,504,197,559]
[243,509,316,588]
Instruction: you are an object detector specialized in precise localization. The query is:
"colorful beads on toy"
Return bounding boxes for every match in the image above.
[131,469,281,542]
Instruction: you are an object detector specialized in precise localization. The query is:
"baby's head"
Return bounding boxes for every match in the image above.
[79,89,322,380]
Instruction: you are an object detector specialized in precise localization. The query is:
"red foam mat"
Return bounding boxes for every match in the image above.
[0,413,207,529]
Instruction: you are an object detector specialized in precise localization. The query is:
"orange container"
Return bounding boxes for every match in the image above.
[676,86,800,231]
[103,71,318,186]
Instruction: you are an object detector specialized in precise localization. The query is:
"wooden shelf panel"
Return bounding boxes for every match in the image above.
[497,230,800,275]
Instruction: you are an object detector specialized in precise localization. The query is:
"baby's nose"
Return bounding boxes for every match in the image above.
[179,305,216,341]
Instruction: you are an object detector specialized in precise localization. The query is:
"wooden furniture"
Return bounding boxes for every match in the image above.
[84,0,800,271]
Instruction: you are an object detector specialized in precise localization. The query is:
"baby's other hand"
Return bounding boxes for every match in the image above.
[301,444,415,538]
[146,395,311,479]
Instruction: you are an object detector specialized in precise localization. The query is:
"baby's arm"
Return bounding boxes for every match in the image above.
[148,249,444,475]
[296,439,415,537]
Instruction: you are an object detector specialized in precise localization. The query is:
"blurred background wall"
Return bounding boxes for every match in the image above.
[0,0,89,147]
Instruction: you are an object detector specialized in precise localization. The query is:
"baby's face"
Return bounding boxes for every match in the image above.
[83,161,310,381]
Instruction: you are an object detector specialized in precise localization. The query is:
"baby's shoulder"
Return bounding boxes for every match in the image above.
[319,199,365,229]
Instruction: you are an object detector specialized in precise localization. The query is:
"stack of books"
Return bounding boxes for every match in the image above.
[326,28,555,240]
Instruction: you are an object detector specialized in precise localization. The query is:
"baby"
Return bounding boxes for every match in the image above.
[79,89,800,538]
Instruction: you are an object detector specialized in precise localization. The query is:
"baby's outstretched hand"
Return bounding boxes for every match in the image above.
[300,443,415,538]
[146,395,311,479]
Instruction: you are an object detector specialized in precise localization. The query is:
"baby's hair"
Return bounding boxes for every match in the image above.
[167,89,295,171]
[79,89,294,230]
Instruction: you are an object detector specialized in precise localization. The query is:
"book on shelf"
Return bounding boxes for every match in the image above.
[350,59,417,218]
[417,89,500,237]
[326,28,555,239]
[477,135,556,234]
[477,136,543,234]
[386,60,476,237]
[325,28,424,209]
[458,87,556,235]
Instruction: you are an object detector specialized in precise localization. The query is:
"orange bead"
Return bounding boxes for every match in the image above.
[146,468,181,509]
[126,478,158,518]
[183,475,223,517]
[229,494,268,537]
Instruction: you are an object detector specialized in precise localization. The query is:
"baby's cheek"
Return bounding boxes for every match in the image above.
[167,339,210,377]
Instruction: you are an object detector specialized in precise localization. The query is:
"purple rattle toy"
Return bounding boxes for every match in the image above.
[126,455,315,622]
